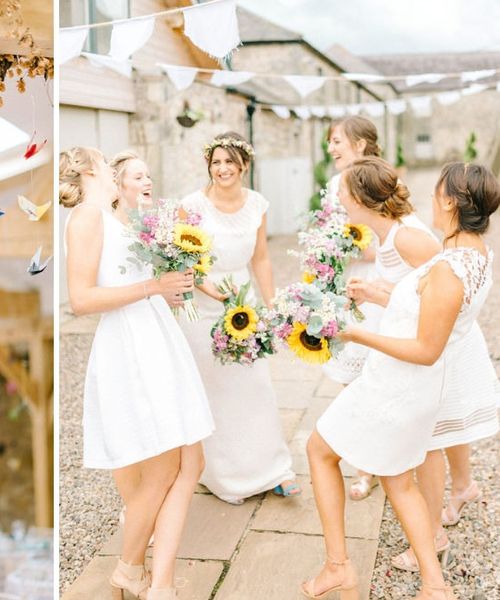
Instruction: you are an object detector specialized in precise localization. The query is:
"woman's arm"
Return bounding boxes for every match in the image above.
[394,227,441,268]
[251,214,275,308]
[66,205,193,316]
[341,261,463,366]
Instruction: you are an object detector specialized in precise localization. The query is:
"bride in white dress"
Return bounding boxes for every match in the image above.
[179,132,298,504]
[61,147,214,600]
[302,160,499,600]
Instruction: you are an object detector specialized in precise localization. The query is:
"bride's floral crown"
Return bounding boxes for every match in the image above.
[203,137,256,161]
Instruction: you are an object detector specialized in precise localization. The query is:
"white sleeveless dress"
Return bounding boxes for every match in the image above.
[317,248,495,475]
[179,189,295,502]
[70,207,215,469]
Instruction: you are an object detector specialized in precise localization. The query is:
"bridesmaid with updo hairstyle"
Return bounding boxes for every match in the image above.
[60,146,214,600]
[302,160,499,600]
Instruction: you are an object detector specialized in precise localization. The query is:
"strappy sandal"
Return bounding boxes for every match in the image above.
[273,481,302,497]
[442,480,482,526]
[110,559,151,600]
[412,582,457,599]
[301,557,358,599]
[349,475,378,501]
[391,530,451,573]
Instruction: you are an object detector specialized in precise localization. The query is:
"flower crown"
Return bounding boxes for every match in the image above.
[203,137,256,161]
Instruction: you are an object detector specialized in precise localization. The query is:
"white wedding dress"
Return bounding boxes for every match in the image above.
[68,206,215,469]
[179,189,295,502]
[317,247,495,475]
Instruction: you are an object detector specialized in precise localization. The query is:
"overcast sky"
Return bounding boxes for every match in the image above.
[237,0,500,55]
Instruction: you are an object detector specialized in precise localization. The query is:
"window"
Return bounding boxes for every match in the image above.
[416,133,431,143]
[60,1,130,54]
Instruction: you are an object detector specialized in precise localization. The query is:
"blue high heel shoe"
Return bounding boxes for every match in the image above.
[273,481,302,497]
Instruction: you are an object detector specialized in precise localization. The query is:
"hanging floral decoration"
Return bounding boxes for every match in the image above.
[0,0,54,106]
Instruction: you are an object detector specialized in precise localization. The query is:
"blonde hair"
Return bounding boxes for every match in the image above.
[109,150,141,188]
[344,156,413,219]
[329,116,382,157]
[59,147,103,208]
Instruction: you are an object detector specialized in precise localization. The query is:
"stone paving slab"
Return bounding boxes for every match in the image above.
[279,407,306,443]
[268,350,322,382]
[274,379,318,409]
[214,530,377,600]
[100,493,259,561]
[62,555,224,600]
[251,475,385,540]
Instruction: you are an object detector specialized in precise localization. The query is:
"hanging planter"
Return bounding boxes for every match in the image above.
[176,101,204,128]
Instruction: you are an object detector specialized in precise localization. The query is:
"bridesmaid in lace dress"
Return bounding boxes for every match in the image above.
[179,132,299,504]
[302,161,499,600]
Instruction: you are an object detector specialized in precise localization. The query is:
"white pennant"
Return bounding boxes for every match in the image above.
[497,82,500,92]
[60,28,88,64]
[386,99,407,115]
[271,105,291,119]
[344,73,385,83]
[461,69,496,82]
[293,106,311,120]
[310,106,327,118]
[462,83,488,96]
[346,103,362,116]
[363,102,385,118]
[409,96,432,117]
[183,0,240,59]
[82,52,132,78]
[160,64,198,91]
[211,70,254,87]
[109,17,155,60]
[284,75,325,98]
[436,90,461,106]
[328,105,346,118]
[405,73,444,87]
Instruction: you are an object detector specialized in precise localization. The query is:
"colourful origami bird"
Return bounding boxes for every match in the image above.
[24,131,47,159]
[17,195,52,221]
[27,246,52,276]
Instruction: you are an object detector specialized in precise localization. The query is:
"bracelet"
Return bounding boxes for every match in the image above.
[143,281,150,300]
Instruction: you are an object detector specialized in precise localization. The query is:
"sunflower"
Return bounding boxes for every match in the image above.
[224,305,258,340]
[174,223,211,253]
[287,322,331,364]
[343,223,372,250]
[194,254,212,275]
[302,271,316,284]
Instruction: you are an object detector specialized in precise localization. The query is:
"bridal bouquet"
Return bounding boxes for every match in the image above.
[124,199,215,321]
[268,282,346,364]
[210,278,276,365]
[291,221,372,321]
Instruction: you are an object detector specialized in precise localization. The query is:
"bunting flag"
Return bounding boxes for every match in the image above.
[109,17,155,60]
[461,69,496,82]
[346,104,362,116]
[183,0,240,59]
[271,105,291,119]
[60,28,88,65]
[386,99,407,115]
[405,73,445,87]
[363,102,385,118]
[310,106,327,118]
[284,75,326,98]
[409,95,433,117]
[293,106,311,120]
[436,90,461,106]
[344,73,385,83]
[83,53,132,78]
[462,83,488,95]
[328,106,346,118]
[211,70,254,87]
[160,64,198,91]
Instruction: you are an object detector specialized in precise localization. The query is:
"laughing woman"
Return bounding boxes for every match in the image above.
[61,147,214,600]
[179,132,299,504]
[302,160,499,600]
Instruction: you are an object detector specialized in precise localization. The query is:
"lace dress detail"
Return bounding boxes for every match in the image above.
[317,247,498,475]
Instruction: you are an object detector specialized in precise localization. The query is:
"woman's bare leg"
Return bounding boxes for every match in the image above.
[416,450,447,536]
[113,464,141,505]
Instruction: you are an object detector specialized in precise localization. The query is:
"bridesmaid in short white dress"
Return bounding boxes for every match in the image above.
[179,132,296,504]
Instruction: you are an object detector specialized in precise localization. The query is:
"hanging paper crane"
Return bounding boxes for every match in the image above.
[27,246,52,276]
[0,209,5,217]
[24,131,47,159]
[17,195,52,221]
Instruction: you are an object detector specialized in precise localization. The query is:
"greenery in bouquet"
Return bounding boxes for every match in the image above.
[210,278,276,365]
[123,199,215,321]
[268,282,346,365]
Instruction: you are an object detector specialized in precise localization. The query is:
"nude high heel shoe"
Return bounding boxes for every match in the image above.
[110,559,151,600]
[301,557,358,599]
[413,582,458,599]
[147,588,178,600]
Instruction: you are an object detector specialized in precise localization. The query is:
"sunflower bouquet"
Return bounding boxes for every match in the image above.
[210,278,276,365]
[268,282,346,365]
[292,221,372,321]
[124,199,215,321]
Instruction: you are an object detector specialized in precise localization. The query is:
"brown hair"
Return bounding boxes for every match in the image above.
[328,116,382,157]
[59,147,104,208]
[344,156,413,219]
[436,162,500,236]
[205,131,252,179]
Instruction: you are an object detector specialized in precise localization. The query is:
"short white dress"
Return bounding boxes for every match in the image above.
[322,174,383,384]
[71,207,215,470]
[317,248,495,476]
[179,189,295,502]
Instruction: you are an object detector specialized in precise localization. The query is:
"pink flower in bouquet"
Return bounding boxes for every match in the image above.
[316,263,335,278]
[139,231,154,244]
[276,322,293,339]
[213,329,229,351]
[294,305,310,323]
[186,211,202,226]
[143,215,159,229]
[256,320,267,332]
[322,320,339,338]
